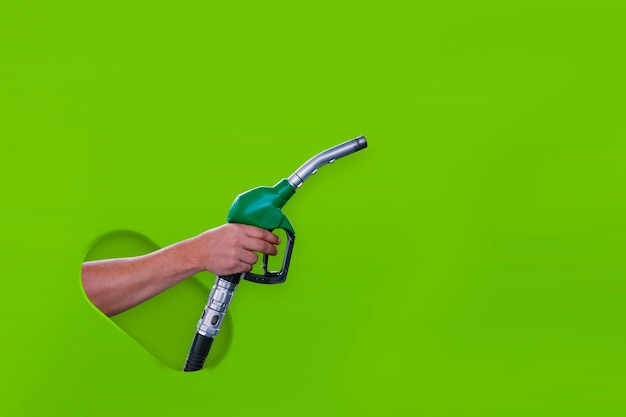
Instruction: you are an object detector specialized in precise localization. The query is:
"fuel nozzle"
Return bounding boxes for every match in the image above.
[183,135,367,372]
[225,135,368,285]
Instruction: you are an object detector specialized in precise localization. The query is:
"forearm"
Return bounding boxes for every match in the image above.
[82,239,202,317]
[81,224,280,317]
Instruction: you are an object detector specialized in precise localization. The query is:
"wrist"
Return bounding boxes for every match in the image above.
[166,236,205,276]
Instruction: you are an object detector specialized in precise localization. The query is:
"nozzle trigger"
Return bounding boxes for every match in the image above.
[243,229,295,284]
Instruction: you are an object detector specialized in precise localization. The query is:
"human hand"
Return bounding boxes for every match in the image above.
[187,223,281,276]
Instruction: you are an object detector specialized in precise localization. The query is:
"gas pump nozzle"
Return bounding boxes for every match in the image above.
[183,136,368,372]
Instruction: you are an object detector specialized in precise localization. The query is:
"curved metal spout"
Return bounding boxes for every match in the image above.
[287,136,367,189]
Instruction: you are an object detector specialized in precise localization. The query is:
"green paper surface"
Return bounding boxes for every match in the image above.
[2,1,626,416]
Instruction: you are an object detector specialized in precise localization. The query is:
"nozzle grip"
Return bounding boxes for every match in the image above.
[226,180,296,234]
[242,229,295,284]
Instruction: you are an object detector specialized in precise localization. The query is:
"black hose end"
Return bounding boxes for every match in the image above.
[354,136,368,150]
[183,332,214,372]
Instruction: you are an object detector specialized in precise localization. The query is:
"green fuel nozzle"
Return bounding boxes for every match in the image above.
[227,179,296,234]
[225,135,367,284]
[225,179,296,284]
[183,136,368,371]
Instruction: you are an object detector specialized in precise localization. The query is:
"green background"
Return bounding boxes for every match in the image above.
[2,1,626,416]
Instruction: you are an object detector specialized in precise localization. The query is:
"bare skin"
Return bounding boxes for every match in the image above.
[81,224,280,317]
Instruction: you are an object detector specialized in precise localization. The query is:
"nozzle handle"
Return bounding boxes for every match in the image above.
[242,229,295,284]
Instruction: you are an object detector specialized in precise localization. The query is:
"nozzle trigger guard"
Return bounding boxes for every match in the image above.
[242,229,295,284]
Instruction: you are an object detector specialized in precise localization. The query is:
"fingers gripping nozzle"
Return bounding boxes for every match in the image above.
[227,179,296,284]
